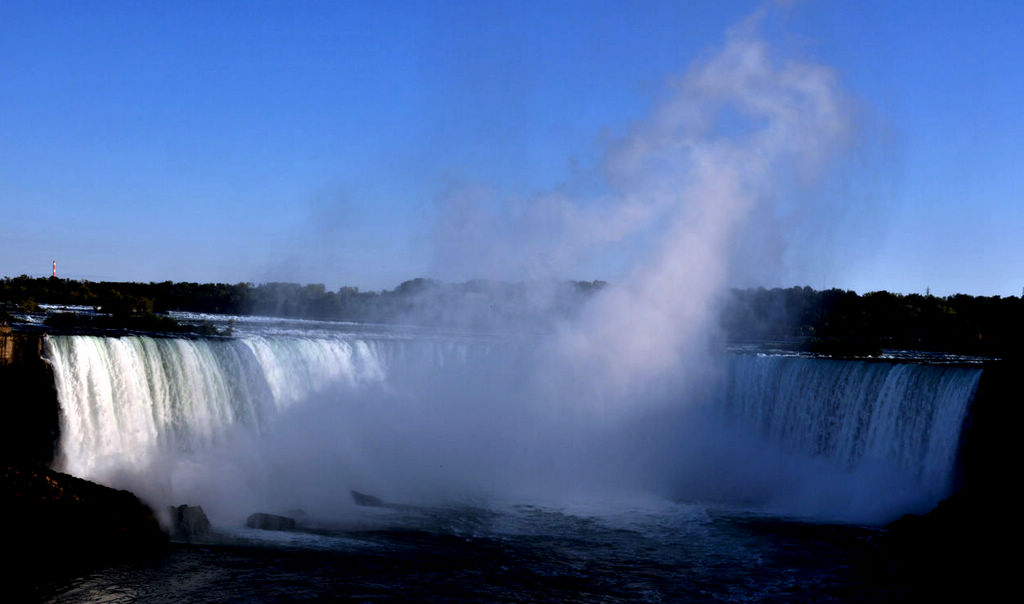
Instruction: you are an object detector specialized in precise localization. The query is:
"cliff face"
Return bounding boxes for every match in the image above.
[1,325,43,363]
[0,330,59,465]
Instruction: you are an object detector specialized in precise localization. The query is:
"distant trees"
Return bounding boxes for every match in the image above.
[722,286,1024,357]
[97,291,153,316]
[3,274,1021,356]
[0,275,608,329]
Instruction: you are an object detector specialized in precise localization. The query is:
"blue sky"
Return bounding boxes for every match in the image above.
[1,1,1021,296]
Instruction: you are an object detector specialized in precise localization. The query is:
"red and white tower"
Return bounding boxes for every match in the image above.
[52,260,56,278]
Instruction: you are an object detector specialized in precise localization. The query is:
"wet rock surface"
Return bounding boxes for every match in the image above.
[246,512,297,531]
[169,504,213,541]
[3,464,167,599]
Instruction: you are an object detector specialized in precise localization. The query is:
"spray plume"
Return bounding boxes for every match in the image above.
[503,14,854,404]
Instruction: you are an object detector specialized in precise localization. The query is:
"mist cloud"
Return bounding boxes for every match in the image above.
[431,12,853,402]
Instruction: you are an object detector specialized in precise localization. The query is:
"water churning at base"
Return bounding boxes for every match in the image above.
[45,333,981,524]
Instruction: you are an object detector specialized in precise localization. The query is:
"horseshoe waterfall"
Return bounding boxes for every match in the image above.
[42,328,980,526]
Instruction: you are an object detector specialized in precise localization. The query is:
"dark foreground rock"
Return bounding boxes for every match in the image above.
[0,333,60,465]
[169,504,212,541]
[874,361,1022,598]
[246,512,297,531]
[879,489,1007,598]
[3,465,167,553]
[3,464,167,598]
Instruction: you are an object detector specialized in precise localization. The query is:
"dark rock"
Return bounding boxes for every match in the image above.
[875,361,1022,598]
[246,512,297,531]
[3,463,167,594]
[0,334,60,466]
[351,490,384,507]
[881,489,1013,598]
[168,504,212,541]
[956,359,1022,495]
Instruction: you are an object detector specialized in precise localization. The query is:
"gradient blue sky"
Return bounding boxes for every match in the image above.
[1,1,1021,296]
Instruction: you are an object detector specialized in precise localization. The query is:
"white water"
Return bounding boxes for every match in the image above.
[44,330,980,525]
[724,355,978,489]
[45,333,487,485]
[704,354,980,519]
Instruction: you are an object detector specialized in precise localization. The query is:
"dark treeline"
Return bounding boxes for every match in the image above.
[3,275,1021,355]
[723,286,1024,357]
[0,275,607,328]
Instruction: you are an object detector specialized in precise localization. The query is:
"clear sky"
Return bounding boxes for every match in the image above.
[1,0,1021,296]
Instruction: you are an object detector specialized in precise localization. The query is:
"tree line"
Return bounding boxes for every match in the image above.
[0,275,606,329]
[722,286,1024,357]
[2,275,1020,355]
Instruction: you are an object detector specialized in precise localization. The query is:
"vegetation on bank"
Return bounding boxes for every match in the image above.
[0,275,606,328]
[2,275,1021,356]
[721,286,1024,357]
[0,276,234,336]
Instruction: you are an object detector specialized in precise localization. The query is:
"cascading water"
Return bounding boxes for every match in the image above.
[44,333,480,493]
[43,328,982,525]
[723,355,979,486]
[701,354,981,520]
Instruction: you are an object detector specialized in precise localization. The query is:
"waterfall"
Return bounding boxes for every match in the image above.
[44,334,473,483]
[714,354,981,516]
[43,333,982,523]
